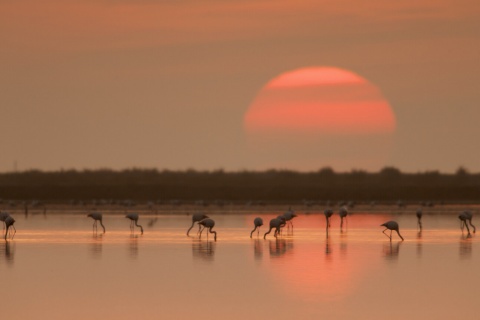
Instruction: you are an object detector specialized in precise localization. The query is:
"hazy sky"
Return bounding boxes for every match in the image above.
[1,0,479,173]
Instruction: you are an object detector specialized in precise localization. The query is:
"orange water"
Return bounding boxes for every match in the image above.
[1,210,478,319]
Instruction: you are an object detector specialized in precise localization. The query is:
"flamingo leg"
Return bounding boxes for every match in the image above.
[469,220,476,233]
[382,228,391,239]
[264,227,273,239]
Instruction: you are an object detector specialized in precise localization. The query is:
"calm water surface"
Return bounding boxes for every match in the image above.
[2,209,479,319]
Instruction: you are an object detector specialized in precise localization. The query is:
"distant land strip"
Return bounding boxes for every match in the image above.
[0,167,478,202]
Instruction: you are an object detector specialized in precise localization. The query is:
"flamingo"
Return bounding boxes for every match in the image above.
[339,206,348,228]
[199,218,217,241]
[0,211,10,231]
[264,218,282,239]
[87,212,105,233]
[324,209,333,228]
[283,208,298,229]
[381,221,404,241]
[250,217,263,238]
[416,209,423,230]
[187,212,209,236]
[4,216,15,240]
[459,211,476,234]
[126,213,144,234]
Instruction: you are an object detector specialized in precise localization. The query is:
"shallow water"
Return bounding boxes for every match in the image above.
[1,209,479,319]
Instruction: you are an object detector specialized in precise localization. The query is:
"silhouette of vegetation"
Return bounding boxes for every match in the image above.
[0,167,479,202]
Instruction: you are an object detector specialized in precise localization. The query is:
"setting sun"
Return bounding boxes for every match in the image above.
[245,67,396,135]
[243,66,397,171]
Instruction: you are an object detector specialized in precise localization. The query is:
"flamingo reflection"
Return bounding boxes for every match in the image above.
[90,234,103,259]
[383,241,401,260]
[269,238,288,257]
[459,235,472,259]
[253,238,263,261]
[0,241,14,266]
[192,238,215,262]
[325,235,332,255]
[129,235,139,259]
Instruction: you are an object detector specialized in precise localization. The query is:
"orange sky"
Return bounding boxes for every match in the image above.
[0,0,479,172]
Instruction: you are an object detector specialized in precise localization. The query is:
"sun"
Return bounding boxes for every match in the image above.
[243,66,397,171]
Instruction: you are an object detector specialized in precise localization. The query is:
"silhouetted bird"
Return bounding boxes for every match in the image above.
[4,216,15,240]
[126,213,144,234]
[87,212,105,233]
[283,208,298,229]
[381,221,404,241]
[459,211,476,234]
[0,212,10,231]
[250,217,263,238]
[264,218,282,239]
[199,218,217,241]
[187,212,209,236]
[416,209,423,230]
[339,207,348,228]
[324,209,333,228]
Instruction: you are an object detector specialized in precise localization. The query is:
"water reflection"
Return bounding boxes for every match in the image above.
[339,232,348,255]
[382,241,402,261]
[459,235,473,259]
[416,231,423,257]
[0,241,14,266]
[129,235,139,259]
[192,239,215,262]
[325,236,332,255]
[268,238,293,258]
[253,239,263,261]
[89,234,103,259]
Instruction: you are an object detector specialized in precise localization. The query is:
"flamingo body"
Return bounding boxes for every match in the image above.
[187,212,209,236]
[87,212,106,233]
[199,218,217,241]
[380,220,404,241]
[126,213,144,234]
[250,217,263,238]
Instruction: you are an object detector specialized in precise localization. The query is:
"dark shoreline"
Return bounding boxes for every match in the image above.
[0,168,478,203]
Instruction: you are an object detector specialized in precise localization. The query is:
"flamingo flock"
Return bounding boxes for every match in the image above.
[0,206,477,243]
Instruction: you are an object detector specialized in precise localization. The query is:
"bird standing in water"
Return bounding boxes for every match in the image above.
[324,209,333,228]
[264,218,282,239]
[283,208,298,230]
[199,218,217,241]
[187,212,209,236]
[126,213,144,234]
[459,211,476,235]
[87,212,106,233]
[4,216,16,240]
[339,207,348,228]
[416,209,423,230]
[250,217,263,238]
[381,221,404,241]
[0,212,11,231]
